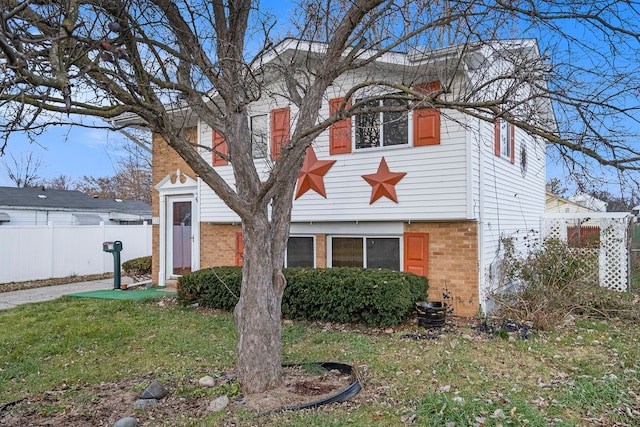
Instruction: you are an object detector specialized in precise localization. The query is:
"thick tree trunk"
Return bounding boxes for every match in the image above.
[233,213,286,394]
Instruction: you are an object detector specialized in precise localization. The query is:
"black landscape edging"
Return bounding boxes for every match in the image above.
[258,362,361,416]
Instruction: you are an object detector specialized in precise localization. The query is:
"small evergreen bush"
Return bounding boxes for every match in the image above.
[122,256,152,283]
[178,267,428,327]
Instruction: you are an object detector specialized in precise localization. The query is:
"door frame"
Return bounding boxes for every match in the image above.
[156,171,199,287]
[166,196,195,279]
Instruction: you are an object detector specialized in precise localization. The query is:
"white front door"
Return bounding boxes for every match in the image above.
[167,196,193,278]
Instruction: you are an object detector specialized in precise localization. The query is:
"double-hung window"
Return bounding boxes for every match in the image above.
[494,114,515,163]
[250,114,268,159]
[330,236,400,270]
[355,95,409,150]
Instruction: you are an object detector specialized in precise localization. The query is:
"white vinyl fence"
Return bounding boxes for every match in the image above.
[0,222,152,284]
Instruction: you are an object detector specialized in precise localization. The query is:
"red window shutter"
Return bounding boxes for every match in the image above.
[235,232,244,267]
[413,81,441,147]
[509,123,515,164]
[404,232,429,277]
[270,107,290,160]
[212,131,228,166]
[494,118,501,157]
[413,109,440,146]
[414,81,441,95]
[329,98,352,155]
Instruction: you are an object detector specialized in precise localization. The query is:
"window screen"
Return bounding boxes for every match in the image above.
[250,114,268,158]
[366,238,400,270]
[382,98,408,146]
[331,237,364,267]
[287,237,314,267]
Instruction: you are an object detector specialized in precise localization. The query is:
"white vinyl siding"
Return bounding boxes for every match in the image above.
[199,109,470,223]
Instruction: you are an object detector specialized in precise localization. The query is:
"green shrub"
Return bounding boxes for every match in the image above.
[178,267,428,327]
[122,256,152,282]
[178,266,242,311]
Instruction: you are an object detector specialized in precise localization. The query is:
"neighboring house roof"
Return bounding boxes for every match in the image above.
[0,186,151,217]
[567,192,607,212]
[545,192,598,213]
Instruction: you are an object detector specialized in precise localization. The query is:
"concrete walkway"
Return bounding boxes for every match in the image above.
[0,278,120,310]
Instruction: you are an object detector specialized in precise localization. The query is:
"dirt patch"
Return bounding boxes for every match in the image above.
[0,273,114,293]
[0,365,359,426]
[237,364,356,413]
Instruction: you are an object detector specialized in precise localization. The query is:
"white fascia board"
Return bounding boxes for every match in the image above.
[544,212,631,220]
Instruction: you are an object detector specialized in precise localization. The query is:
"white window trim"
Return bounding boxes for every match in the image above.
[352,95,414,151]
[500,120,512,158]
[249,113,269,159]
[327,235,403,270]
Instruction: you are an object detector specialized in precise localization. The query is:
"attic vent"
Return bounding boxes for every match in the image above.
[37,194,47,199]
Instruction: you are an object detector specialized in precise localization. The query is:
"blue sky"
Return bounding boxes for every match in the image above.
[0,2,633,194]
[0,124,129,187]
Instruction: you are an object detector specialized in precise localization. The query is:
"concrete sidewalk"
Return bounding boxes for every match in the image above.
[0,278,120,310]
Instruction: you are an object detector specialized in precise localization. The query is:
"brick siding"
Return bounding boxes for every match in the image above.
[405,222,479,317]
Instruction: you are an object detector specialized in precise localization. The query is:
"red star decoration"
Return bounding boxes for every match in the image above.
[362,157,407,204]
[295,147,336,199]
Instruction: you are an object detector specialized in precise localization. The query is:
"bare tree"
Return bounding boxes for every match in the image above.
[546,177,568,197]
[45,174,76,190]
[75,154,151,204]
[1,152,44,188]
[1,0,639,393]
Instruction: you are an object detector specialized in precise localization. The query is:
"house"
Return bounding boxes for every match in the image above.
[148,39,553,316]
[0,186,151,226]
[546,191,600,214]
[567,192,607,212]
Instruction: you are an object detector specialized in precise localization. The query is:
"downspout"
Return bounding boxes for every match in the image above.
[477,116,486,314]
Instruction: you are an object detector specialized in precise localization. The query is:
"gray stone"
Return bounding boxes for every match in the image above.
[140,379,168,400]
[207,395,229,413]
[198,375,216,388]
[113,417,138,427]
[134,398,159,410]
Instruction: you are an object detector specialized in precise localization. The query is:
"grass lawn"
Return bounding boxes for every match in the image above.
[1,296,639,426]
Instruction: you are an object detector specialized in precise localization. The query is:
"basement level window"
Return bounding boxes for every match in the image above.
[286,236,314,268]
[330,236,400,270]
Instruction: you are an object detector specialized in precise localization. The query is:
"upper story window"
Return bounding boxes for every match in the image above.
[250,114,268,159]
[355,96,409,150]
[210,107,291,166]
[494,117,515,164]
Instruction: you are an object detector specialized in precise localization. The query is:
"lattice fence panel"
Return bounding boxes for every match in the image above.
[543,215,631,292]
[543,218,566,242]
[599,217,629,291]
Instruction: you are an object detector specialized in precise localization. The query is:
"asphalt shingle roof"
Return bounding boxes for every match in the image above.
[0,186,151,215]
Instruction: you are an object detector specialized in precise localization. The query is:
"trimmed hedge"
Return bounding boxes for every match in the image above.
[122,256,152,282]
[178,267,428,327]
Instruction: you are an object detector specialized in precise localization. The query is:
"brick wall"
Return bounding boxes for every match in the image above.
[316,234,327,268]
[405,222,479,317]
[200,223,242,268]
[151,129,198,284]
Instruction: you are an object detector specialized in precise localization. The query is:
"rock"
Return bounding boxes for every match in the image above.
[208,395,229,412]
[492,408,506,419]
[113,417,139,427]
[199,375,217,388]
[141,379,168,399]
[134,398,159,410]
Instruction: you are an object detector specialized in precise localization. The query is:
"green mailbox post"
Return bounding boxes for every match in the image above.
[103,241,123,290]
